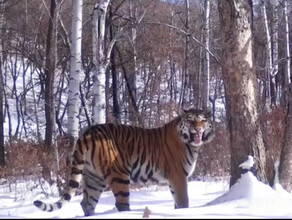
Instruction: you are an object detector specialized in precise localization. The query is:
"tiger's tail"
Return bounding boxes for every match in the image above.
[33,138,85,212]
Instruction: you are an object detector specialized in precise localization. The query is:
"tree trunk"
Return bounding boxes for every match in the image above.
[262,0,273,109]
[179,0,190,108]
[30,67,42,143]
[44,0,57,149]
[279,84,292,192]
[218,0,268,186]
[0,0,5,166]
[92,1,111,124]
[202,0,210,109]
[129,0,137,114]
[116,45,142,125]
[270,0,278,106]
[68,0,83,148]
[282,0,291,106]
[109,6,120,123]
[43,0,59,183]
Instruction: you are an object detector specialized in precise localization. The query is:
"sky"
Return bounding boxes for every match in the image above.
[1,157,292,219]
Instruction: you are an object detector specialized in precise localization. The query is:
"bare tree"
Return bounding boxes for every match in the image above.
[44,0,57,149]
[278,84,292,192]
[218,0,268,186]
[109,5,120,123]
[282,0,291,106]
[201,0,210,109]
[0,0,5,166]
[92,1,111,124]
[179,0,190,108]
[68,0,83,149]
[270,0,278,105]
[278,0,292,192]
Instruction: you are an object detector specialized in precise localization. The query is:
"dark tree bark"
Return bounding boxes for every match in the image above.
[44,0,57,149]
[109,10,120,123]
[218,0,268,186]
[279,84,292,192]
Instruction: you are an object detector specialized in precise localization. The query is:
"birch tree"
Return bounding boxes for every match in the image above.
[270,0,278,105]
[92,0,111,124]
[262,0,273,108]
[68,0,83,148]
[284,0,291,85]
[218,0,268,186]
[262,0,279,108]
[201,0,210,109]
[282,0,291,106]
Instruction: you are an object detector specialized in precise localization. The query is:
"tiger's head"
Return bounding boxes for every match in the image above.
[178,108,214,147]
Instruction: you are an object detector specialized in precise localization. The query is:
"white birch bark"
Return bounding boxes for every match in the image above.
[202,0,210,109]
[271,0,278,104]
[68,0,83,138]
[262,0,273,107]
[92,0,111,124]
[284,0,291,85]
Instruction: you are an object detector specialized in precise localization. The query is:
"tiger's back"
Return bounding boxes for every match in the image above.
[34,108,215,216]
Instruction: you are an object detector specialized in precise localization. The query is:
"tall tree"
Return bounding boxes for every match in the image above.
[262,0,273,108]
[278,84,292,192]
[92,0,111,124]
[179,0,190,108]
[278,0,292,192]
[68,0,83,149]
[282,0,291,106]
[109,5,120,123]
[218,0,268,186]
[270,0,278,106]
[201,0,211,109]
[44,0,57,149]
[0,0,5,166]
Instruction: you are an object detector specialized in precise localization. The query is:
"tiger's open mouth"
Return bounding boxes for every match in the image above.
[190,130,203,144]
[194,132,203,144]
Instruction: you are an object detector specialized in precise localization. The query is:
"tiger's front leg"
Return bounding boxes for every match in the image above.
[169,177,189,209]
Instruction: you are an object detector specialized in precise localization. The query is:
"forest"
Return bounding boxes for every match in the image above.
[0,0,291,196]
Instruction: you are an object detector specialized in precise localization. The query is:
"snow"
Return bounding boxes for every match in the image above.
[239,155,254,170]
[1,170,292,219]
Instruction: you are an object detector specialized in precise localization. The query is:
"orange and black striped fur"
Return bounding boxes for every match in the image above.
[33,108,215,216]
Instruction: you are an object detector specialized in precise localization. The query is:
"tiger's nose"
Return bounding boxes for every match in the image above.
[194,126,204,133]
[195,122,205,131]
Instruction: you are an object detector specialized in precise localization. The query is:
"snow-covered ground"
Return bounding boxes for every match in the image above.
[1,169,292,219]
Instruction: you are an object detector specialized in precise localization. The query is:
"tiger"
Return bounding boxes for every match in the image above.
[33,108,215,216]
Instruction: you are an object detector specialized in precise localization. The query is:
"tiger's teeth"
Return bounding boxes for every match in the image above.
[194,132,203,143]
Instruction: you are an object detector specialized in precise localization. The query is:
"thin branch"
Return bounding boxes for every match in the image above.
[147,21,219,63]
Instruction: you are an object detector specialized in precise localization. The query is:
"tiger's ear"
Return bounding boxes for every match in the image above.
[205,109,212,118]
[178,108,188,116]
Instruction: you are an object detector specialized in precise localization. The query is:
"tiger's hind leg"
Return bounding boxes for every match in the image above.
[168,177,189,209]
[110,175,131,211]
[80,174,106,216]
